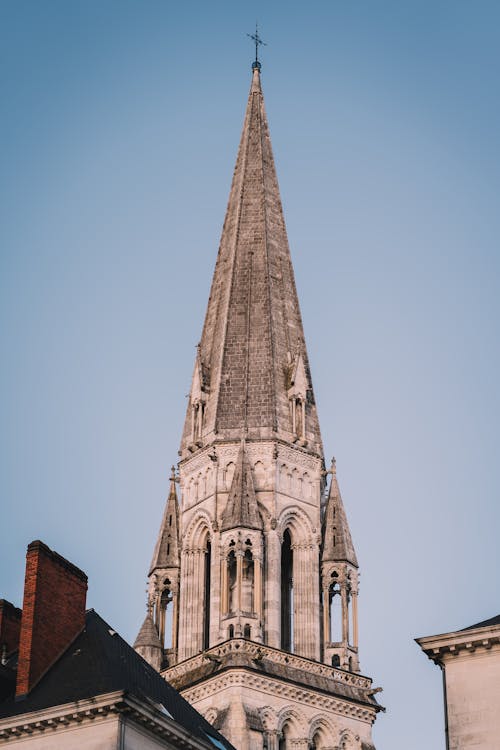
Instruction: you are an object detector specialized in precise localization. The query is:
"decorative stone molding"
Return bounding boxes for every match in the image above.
[164,638,373,690]
[170,669,376,725]
[0,691,214,748]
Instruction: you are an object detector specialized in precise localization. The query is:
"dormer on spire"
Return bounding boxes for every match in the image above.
[287,350,309,444]
[221,441,262,532]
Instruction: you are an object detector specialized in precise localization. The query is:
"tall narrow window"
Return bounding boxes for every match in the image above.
[241,549,254,612]
[158,581,173,649]
[203,540,211,649]
[329,581,342,642]
[227,550,237,613]
[281,530,293,652]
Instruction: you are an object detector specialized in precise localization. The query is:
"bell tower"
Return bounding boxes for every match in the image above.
[138,61,382,750]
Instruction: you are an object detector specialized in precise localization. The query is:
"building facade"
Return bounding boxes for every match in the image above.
[136,61,382,750]
[417,616,500,750]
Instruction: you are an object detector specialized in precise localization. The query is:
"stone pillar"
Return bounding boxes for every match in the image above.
[264,730,280,750]
[221,553,228,614]
[255,556,262,617]
[342,586,348,644]
[264,529,281,648]
[352,591,359,649]
[323,586,330,647]
[237,551,243,612]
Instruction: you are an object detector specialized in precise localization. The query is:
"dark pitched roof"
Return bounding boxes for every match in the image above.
[0,610,234,749]
[459,614,500,631]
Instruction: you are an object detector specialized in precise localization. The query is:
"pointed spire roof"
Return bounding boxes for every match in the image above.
[322,460,358,567]
[149,469,180,576]
[180,66,323,455]
[221,441,262,532]
[133,612,162,650]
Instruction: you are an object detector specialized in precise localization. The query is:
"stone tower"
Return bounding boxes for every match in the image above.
[138,62,382,750]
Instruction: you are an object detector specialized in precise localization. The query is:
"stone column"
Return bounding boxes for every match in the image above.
[264,730,280,750]
[221,553,228,614]
[352,591,359,649]
[342,586,349,651]
[264,529,281,648]
[323,586,330,648]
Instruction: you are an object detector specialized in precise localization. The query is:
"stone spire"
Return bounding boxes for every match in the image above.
[149,469,180,576]
[322,460,358,567]
[221,441,262,532]
[134,611,163,670]
[180,65,322,456]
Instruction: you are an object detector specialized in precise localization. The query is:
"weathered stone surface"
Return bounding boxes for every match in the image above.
[139,65,381,750]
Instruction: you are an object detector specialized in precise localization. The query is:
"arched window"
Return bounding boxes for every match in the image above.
[157,580,173,649]
[227,550,237,613]
[348,655,353,672]
[329,580,342,642]
[281,530,293,652]
[203,540,211,649]
[332,654,340,667]
[242,549,254,612]
[244,623,251,638]
[228,624,234,639]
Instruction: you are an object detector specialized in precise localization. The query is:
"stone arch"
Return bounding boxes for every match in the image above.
[277,706,307,737]
[277,505,314,545]
[279,463,291,492]
[253,460,266,489]
[203,707,218,726]
[308,715,336,748]
[303,471,313,499]
[338,729,360,750]
[224,461,235,489]
[183,510,213,551]
[258,706,278,732]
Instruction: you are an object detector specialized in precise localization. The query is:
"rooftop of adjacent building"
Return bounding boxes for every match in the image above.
[0,542,234,750]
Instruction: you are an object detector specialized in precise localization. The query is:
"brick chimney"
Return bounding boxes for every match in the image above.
[0,600,22,664]
[15,541,88,698]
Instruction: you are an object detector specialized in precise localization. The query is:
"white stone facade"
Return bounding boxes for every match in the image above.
[417,618,500,750]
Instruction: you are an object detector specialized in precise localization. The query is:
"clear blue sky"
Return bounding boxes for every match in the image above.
[1,2,499,749]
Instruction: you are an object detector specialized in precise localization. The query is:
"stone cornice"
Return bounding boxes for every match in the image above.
[162,639,383,720]
[179,669,377,725]
[416,623,500,664]
[0,691,221,749]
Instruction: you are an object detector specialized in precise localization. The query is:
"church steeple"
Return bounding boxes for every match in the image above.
[139,63,382,749]
[180,64,322,456]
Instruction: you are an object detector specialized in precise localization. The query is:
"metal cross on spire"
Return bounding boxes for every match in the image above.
[247,23,266,70]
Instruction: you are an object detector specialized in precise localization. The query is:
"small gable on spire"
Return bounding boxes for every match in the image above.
[149,469,181,576]
[287,351,308,400]
[221,442,262,532]
[322,461,358,567]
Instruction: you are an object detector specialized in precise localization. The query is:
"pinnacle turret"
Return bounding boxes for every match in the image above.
[322,461,358,567]
[149,469,180,576]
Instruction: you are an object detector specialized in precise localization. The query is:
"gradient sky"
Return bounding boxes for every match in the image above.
[1,2,499,749]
